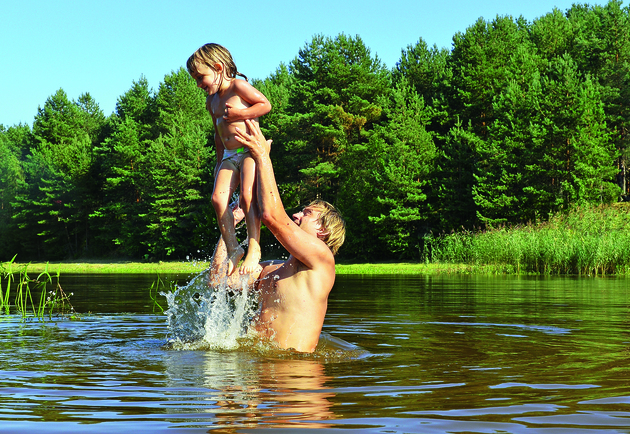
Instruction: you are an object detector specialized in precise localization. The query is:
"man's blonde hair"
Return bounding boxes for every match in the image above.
[186,43,248,81]
[308,200,346,256]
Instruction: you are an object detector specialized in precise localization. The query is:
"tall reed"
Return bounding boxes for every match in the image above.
[0,257,77,320]
[149,274,173,313]
[425,204,630,275]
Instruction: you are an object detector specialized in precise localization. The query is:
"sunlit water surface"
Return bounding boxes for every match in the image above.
[1,273,630,433]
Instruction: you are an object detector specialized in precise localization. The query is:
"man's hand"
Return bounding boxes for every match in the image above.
[234,119,272,160]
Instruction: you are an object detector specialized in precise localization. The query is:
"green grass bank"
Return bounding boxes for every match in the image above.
[2,261,466,275]
[2,261,210,275]
[426,203,630,275]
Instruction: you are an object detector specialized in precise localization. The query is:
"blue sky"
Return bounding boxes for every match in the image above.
[2,0,624,127]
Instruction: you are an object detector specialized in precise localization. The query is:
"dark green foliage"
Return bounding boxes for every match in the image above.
[9,90,104,259]
[435,120,482,232]
[338,78,437,259]
[278,34,390,201]
[0,125,28,258]
[92,71,215,260]
[1,1,629,262]
[449,15,531,137]
[141,125,212,259]
[473,51,619,225]
[394,38,451,106]
[436,7,622,232]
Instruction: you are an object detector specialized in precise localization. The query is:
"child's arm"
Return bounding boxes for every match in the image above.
[223,80,271,123]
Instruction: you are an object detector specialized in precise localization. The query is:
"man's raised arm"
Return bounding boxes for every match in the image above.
[235,120,333,270]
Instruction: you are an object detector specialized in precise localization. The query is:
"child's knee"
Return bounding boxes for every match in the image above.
[212,190,228,211]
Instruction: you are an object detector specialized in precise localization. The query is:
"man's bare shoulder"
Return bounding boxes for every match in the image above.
[298,241,336,276]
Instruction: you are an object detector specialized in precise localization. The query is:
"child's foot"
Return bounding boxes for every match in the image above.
[239,247,262,275]
[226,246,245,276]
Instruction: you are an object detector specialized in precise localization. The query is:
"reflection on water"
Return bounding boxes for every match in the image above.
[163,351,335,429]
[0,274,630,432]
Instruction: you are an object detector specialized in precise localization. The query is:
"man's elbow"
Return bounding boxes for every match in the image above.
[261,210,276,227]
[261,211,289,233]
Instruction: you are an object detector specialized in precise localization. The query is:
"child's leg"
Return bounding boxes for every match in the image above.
[239,156,261,274]
[212,161,243,275]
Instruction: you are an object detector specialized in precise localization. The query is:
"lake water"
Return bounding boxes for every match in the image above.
[1,272,630,433]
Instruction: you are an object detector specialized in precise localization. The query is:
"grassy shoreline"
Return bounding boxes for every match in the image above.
[2,261,473,275]
[4,203,629,277]
[427,203,630,276]
[3,261,211,275]
[3,260,628,276]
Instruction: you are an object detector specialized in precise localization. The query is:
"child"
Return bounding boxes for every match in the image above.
[187,43,271,275]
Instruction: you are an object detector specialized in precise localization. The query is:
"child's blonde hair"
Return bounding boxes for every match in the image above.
[308,200,346,256]
[186,43,248,81]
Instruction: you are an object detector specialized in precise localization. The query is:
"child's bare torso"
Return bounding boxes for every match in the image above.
[209,92,259,151]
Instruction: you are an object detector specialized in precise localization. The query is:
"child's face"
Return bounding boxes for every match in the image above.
[193,64,221,95]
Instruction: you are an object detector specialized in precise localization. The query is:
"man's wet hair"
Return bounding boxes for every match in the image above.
[307,200,346,255]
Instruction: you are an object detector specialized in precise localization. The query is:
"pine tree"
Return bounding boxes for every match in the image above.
[142,125,212,259]
[93,71,216,259]
[12,89,104,259]
[279,34,390,203]
[0,125,28,259]
[148,68,215,258]
[449,15,531,138]
[393,37,452,127]
[91,78,158,258]
[567,1,630,197]
[538,54,618,206]
[471,45,547,225]
[436,120,483,232]
[339,78,437,259]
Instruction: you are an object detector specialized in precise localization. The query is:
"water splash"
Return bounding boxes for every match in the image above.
[162,269,369,361]
[163,268,259,351]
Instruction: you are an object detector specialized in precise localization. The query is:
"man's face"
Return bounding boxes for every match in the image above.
[292,206,323,237]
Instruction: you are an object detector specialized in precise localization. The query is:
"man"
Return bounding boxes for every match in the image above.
[208,119,346,353]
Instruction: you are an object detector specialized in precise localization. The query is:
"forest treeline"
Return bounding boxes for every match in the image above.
[1,1,628,262]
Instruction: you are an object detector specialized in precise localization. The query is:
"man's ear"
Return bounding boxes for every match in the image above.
[316,228,329,240]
